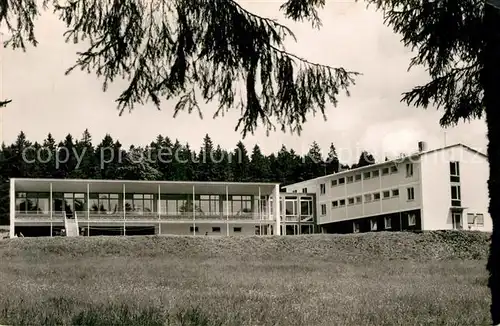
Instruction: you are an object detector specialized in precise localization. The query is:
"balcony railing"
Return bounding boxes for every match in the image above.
[14,211,313,222]
[15,211,57,221]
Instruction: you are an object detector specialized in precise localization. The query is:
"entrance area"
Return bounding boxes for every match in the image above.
[452,212,463,230]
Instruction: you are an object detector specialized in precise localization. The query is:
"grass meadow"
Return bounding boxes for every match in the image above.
[0,231,492,325]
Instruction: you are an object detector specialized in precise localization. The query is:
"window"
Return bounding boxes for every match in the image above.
[338,177,345,184]
[212,227,221,233]
[406,163,413,177]
[355,196,362,204]
[372,170,379,177]
[300,199,313,216]
[451,185,461,199]
[321,204,327,215]
[130,193,154,213]
[382,167,389,175]
[320,183,326,194]
[451,185,461,206]
[348,197,355,205]
[353,222,360,233]
[302,188,308,193]
[346,176,354,183]
[339,199,346,207]
[364,194,372,202]
[95,193,120,213]
[370,219,377,231]
[15,192,26,213]
[392,189,399,197]
[355,174,362,181]
[467,213,475,225]
[476,214,484,226]
[231,195,252,214]
[199,195,221,215]
[190,226,199,233]
[408,214,416,226]
[233,227,242,233]
[16,192,51,214]
[384,217,392,229]
[363,172,371,179]
[331,180,337,187]
[390,165,398,173]
[332,201,338,208]
[407,187,415,201]
[293,190,297,193]
[373,193,381,201]
[450,161,460,182]
[383,191,390,199]
[285,199,298,217]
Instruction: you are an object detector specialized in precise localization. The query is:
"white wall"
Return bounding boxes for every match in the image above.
[420,146,492,231]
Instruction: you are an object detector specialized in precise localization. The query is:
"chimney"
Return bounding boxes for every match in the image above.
[418,141,427,152]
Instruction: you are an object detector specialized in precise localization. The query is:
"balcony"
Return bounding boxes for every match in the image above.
[15,211,62,223]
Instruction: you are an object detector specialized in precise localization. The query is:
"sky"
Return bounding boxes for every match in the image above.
[0,0,488,164]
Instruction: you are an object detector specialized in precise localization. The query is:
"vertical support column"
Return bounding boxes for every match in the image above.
[123,184,126,236]
[267,196,271,235]
[192,185,196,236]
[361,171,365,217]
[297,196,301,235]
[158,184,161,235]
[258,186,261,235]
[274,184,280,235]
[9,178,15,238]
[49,182,53,237]
[87,183,90,236]
[225,185,229,236]
[379,169,383,213]
[344,175,348,220]
[397,164,402,231]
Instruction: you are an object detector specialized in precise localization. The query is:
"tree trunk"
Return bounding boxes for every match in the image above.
[482,2,500,325]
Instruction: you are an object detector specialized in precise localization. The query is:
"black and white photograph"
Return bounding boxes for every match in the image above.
[0,0,499,325]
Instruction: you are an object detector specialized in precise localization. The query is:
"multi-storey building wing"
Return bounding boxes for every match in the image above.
[283,142,492,233]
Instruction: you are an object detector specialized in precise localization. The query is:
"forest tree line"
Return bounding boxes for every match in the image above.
[0,130,377,224]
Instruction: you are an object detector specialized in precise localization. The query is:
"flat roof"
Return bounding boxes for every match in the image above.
[12,178,279,195]
[284,143,486,188]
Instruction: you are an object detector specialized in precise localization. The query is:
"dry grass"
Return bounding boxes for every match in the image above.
[0,231,492,325]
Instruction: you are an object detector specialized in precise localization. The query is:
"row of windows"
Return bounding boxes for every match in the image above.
[353,214,417,232]
[17,192,315,217]
[16,193,255,215]
[319,163,415,194]
[320,187,415,215]
[190,226,242,233]
[267,198,315,216]
[291,188,311,194]
[449,162,461,207]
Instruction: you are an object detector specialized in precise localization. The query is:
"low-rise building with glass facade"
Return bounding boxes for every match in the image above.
[10,178,316,238]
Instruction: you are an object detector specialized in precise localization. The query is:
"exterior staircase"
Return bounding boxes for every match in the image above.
[64,211,80,237]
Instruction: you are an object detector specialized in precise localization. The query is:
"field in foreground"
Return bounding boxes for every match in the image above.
[0,231,492,325]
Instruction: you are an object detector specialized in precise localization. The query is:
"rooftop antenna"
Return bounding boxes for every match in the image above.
[444,131,447,147]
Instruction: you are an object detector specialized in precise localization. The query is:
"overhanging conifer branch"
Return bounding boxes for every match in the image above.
[0,0,358,137]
